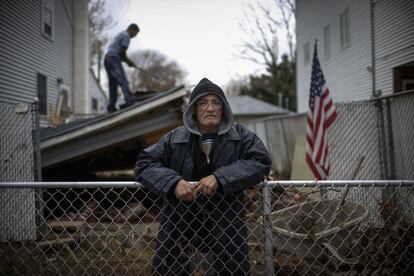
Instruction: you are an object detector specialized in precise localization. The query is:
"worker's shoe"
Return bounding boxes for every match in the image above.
[120,102,134,110]
[107,106,118,113]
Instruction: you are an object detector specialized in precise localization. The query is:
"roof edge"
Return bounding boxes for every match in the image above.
[40,85,186,149]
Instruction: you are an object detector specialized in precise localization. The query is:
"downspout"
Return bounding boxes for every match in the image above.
[370,0,378,97]
[97,40,102,85]
[371,0,388,180]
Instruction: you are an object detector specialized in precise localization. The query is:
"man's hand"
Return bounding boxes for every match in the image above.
[195,175,219,196]
[126,60,136,68]
[174,179,197,201]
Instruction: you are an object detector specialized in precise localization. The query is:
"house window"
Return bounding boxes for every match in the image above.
[402,79,414,91]
[393,66,414,93]
[340,9,350,48]
[41,0,54,39]
[92,98,99,111]
[304,41,310,64]
[37,73,47,115]
[324,25,331,58]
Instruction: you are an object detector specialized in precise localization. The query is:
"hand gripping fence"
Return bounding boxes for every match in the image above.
[1,180,413,275]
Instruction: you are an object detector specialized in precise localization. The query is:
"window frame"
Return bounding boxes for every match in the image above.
[340,8,350,49]
[41,0,54,40]
[304,41,310,65]
[92,97,99,112]
[37,73,48,116]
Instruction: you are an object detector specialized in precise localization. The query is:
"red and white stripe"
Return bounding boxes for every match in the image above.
[306,85,337,180]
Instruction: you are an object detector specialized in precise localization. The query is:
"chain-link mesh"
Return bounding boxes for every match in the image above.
[0,101,37,181]
[1,94,413,274]
[327,101,383,226]
[390,93,414,179]
[267,181,414,275]
[325,92,414,227]
[0,101,39,241]
[0,181,413,275]
[329,101,382,180]
[388,94,414,226]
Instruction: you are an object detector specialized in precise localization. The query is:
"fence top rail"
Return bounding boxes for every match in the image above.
[368,89,414,101]
[0,180,413,188]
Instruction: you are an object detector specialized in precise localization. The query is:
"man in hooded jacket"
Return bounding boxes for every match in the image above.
[135,78,271,275]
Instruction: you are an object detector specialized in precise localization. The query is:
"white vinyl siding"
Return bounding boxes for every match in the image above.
[0,0,74,126]
[373,0,414,95]
[323,25,331,58]
[297,0,371,112]
[296,0,414,112]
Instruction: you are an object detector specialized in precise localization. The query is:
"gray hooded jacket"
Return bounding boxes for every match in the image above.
[135,78,271,275]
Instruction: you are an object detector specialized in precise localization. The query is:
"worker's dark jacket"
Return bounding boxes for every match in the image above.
[135,78,271,275]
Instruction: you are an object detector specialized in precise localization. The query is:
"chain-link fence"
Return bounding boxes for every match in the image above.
[1,93,413,275]
[243,91,414,181]
[0,100,42,242]
[326,91,414,227]
[0,181,413,275]
[329,91,414,181]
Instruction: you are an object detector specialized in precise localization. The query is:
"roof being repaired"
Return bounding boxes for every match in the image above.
[40,85,187,168]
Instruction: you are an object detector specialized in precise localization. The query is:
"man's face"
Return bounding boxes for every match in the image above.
[195,94,223,133]
[129,29,139,38]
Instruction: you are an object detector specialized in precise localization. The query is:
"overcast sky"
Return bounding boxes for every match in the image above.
[104,0,287,88]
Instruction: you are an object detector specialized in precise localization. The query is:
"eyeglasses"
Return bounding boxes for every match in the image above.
[196,100,223,109]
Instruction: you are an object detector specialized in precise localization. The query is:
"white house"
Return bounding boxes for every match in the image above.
[296,0,414,112]
[0,0,107,126]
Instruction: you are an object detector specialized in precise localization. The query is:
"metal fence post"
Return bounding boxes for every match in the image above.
[32,98,42,181]
[375,99,388,179]
[384,98,396,180]
[31,99,44,240]
[261,178,275,275]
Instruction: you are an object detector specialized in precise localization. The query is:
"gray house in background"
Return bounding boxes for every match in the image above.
[227,95,290,122]
[0,0,106,241]
[0,0,106,127]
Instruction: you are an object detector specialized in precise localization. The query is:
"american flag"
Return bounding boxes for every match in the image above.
[306,42,337,180]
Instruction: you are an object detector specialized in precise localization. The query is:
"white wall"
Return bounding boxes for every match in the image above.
[374,0,414,94]
[296,0,414,113]
[0,0,74,126]
[244,113,307,178]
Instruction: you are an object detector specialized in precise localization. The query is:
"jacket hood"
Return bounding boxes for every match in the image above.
[183,78,234,135]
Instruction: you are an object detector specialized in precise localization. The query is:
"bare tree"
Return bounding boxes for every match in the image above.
[126,49,188,92]
[224,76,249,96]
[264,0,296,62]
[238,0,296,69]
[234,0,296,110]
[238,2,279,71]
[88,0,115,74]
[278,0,296,61]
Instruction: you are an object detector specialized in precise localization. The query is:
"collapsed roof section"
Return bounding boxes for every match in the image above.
[40,86,187,169]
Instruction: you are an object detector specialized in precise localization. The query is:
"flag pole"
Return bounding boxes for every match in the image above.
[305,38,337,180]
